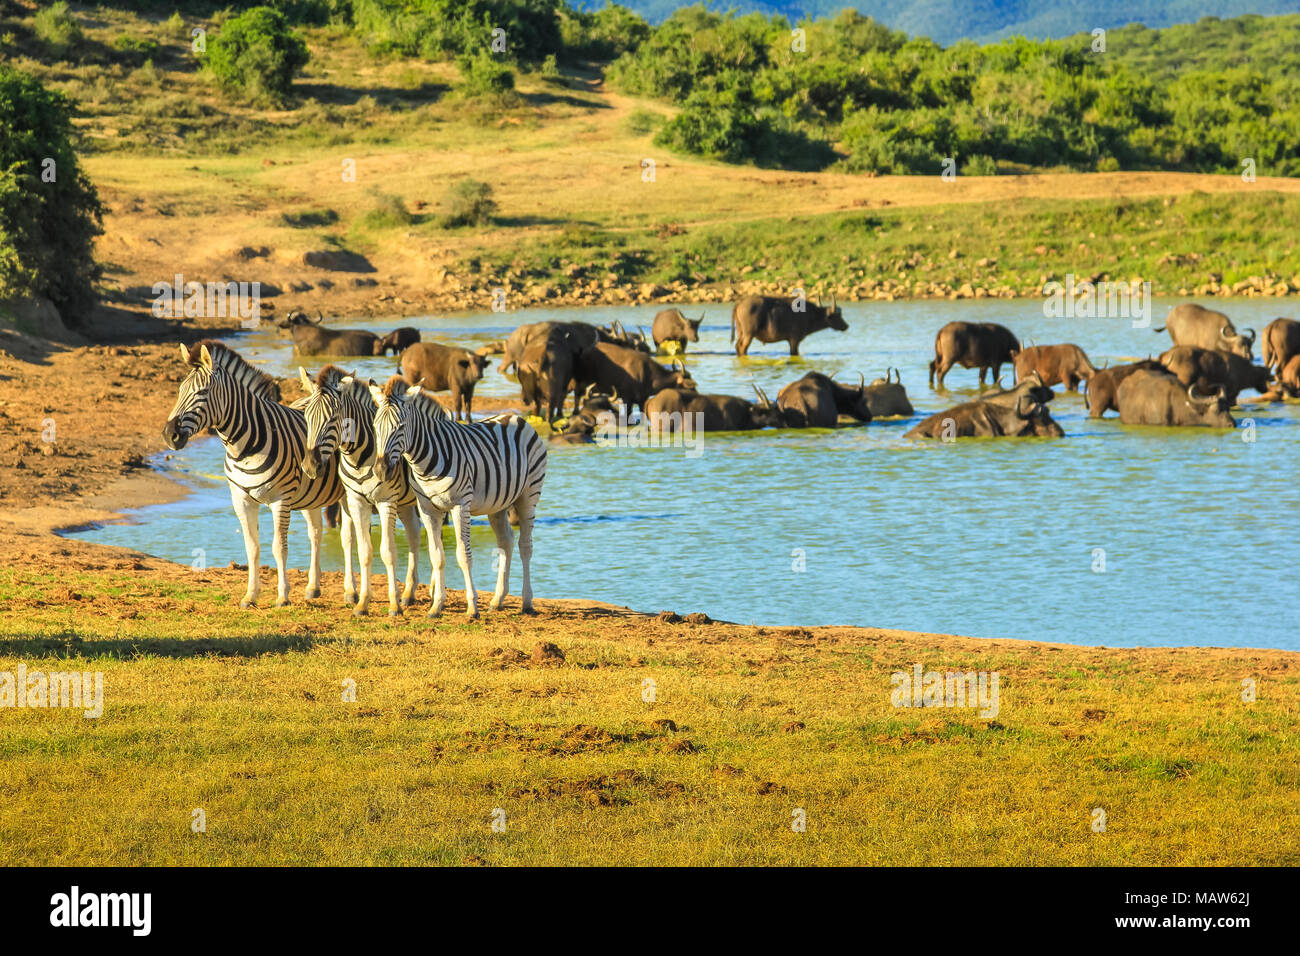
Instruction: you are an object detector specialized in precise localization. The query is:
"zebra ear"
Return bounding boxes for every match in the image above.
[406,384,423,400]
[299,366,313,392]
[178,343,191,364]
[198,343,214,368]
[367,382,386,406]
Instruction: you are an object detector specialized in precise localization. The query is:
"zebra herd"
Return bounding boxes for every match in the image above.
[162,340,547,617]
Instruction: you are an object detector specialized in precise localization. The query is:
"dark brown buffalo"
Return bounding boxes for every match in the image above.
[602,320,652,354]
[980,370,1056,411]
[375,327,421,356]
[1117,369,1235,428]
[500,321,552,375]
[1158,345,1271,405]
[517,324,594,422]
[863,368,914,417]
[575,343,695,414]
[905,393,1063,439]
[279,311,380,356]
[1084,360,1164,418]
[928,321,1020,388]
[1013,343,1097,392]
[774,372,872,428]
[1280,355,1300,397]
[651,309,704,352]
[731,294,848,356]
[398,342,489,421]
[1262,318,1300,374]
[644,388,784,432]
[551,386,623,444]
[1154,303,1255,359]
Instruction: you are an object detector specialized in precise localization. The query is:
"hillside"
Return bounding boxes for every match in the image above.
[610,0,1300,44]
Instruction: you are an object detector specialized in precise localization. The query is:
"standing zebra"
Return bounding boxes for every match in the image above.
[299,364,429,616]
[163,341,342,607]
[369,376,546,618]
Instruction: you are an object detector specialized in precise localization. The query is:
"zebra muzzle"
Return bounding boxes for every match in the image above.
[162,420,188,450]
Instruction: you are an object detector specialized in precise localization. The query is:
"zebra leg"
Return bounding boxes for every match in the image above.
[399,503,420,608]
[376,499,401,617]
[303,506,323,601]
[487,510,513,611]
[450,502,477,619]
[515,497,537,614]
[417,498,446,617]
[339,496,357,606]
[351,492,375,616]
[230,485,261,609]
[271,500,292,607]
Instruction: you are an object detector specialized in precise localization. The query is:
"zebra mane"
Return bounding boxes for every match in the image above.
[381,375,449,422]
[317,364,352,390]
[191,340,281,402]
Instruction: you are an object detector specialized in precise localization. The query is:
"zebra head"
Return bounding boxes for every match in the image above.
[299,365,349,479]
[368,376,419,484]
[163,343,217,450]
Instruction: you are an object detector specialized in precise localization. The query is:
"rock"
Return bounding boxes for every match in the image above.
[302,250,376,273]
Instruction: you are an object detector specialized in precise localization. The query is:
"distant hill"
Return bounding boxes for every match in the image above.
[605,1,1300,45]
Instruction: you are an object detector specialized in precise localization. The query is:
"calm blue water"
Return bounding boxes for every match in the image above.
[73,299,1300,649]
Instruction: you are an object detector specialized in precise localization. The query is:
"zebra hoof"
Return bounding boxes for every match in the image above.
[352,606,368,618]
[344,593,358,606]
[275,598,291,608]
[305,588,321,600]
[388,607,402,618]
[520,603,536,615]
[464,610,479,621]
[240,599,257,610]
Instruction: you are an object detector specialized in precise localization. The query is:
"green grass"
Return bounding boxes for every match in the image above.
[1,564,1296,865]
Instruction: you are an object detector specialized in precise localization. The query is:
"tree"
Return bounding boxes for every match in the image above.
[203,6,310,106]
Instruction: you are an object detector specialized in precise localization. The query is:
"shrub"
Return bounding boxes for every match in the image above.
[356,191,412,230]
[456,50,515,99]
[965,154,998,176]
[440,179,496,228]
[34,2,84,60]
[202,6,310,106]
[0,67,104,320]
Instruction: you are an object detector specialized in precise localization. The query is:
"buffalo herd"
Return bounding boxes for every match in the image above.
[278,296,1298,445]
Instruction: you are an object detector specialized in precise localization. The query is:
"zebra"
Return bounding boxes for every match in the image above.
[162,341,342,608]
[299,364,428,616]
[368,376,546,619]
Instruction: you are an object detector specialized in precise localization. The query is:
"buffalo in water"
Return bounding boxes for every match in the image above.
[279,311,381,357]
[731,294,848,357]
[375,327,421,356]
[1085,360,1164,418]
[1117,369,1235,428]
[652,308,704,353]
[863,368,913,417]
[644,388,784,432]
[1158,345,1271,405]
[1279,355,1300,397]
[1262,318,1300,374]
[575,343,696,414]
[774,372,872,428]
[517,323,597,422]
[1013,344,1097,392]
[928,321,1020,388]
[398,342,489,422]
[550,386,624,444]
[1154,303,1255,359]
[602,320,652,354]
[905,393,1062,439]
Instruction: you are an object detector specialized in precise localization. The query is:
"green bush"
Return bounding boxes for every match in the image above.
[33,2,85,60]
[440,179,497,228]
[965,154,998,176]
[0,67,104,321]
[456,50,516,98]
[202,6,310,106]
[356,191,412,230]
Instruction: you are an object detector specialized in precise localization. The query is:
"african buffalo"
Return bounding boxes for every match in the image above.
[398,342,489,422]
[1117,369,1235,428]
[645,388,784,432]
[731,294,848,357]
[517,324,593,422]
[1013,343,1097,392]
[928,321,1020,388]
[905,393,1063,439]
[1084,360,1164,418]
[652,309,704,352]
[1262,318,1300,374]
[1158,345,1271,405]
[375,327,421,356]
[551,386,624,444]
[279,311,381,357]
[1280,355,1300,397]
[774,372,872,428]
[602,320,652,354]
[574,343,695,414]
[863,368,914,417]
[1154,303,1255,360]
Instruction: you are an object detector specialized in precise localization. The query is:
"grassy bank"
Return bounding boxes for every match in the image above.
[1,562,1296,865]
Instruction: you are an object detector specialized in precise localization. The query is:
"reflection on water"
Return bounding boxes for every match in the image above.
[73,299,1300,649]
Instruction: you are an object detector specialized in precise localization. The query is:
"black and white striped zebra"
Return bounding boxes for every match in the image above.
[369,376,546,618]
[299,365,430,616]
[162,341,342,607]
